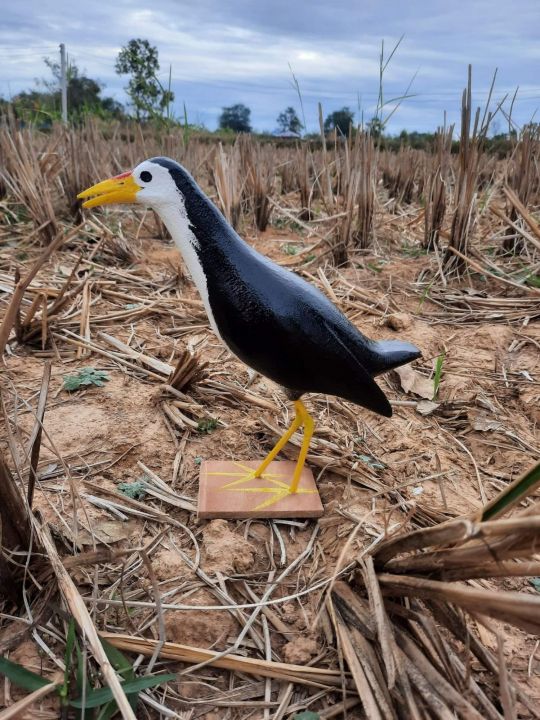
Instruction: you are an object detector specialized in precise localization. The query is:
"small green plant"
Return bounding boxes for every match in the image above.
[433,354,445,399]
[118,480,147,500]
[272,216,304,233]
[0,629,174,717]
[197,417,219,434]
[416,277,436,312]
[401,242,427,258]
[354,452,386,470]
[58,619,77,710]
[282,243,299,255]
[63,368,110,392]
[525,273,540,288]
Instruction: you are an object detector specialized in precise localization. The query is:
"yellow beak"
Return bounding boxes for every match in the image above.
[77,171,141,209]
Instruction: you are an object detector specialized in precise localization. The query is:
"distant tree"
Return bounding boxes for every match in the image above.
[276,106,302,134]
[43,58,124,119]
[7,57,123,123]
[219,103,251,132]
[367,116,384,139]
[115,39,174,121]
[324,107,354,136]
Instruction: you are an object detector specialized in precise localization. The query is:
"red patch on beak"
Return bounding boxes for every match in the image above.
[113,171,132,180]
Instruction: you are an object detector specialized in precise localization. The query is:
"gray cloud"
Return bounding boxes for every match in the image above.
[1,0,539,132]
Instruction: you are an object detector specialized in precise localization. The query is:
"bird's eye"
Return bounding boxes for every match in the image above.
[140,171,152,183]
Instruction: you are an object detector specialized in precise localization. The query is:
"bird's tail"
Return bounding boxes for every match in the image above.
[368,339,421,375]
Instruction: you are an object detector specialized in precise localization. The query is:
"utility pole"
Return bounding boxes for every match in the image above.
[60,43,67,124]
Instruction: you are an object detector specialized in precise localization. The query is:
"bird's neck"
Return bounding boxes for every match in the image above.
[153,200,228,339]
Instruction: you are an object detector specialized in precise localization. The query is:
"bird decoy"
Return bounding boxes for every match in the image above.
[78,157,421,509]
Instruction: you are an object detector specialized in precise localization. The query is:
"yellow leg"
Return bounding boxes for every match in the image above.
[253,406,302,478]
[289,401,315,494]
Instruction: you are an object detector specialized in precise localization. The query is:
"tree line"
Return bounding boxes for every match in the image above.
[0,37,521,154]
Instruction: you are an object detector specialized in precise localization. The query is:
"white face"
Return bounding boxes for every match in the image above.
[132,160,183,209]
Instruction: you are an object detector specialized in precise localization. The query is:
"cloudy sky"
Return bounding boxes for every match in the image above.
[1,0,539,133]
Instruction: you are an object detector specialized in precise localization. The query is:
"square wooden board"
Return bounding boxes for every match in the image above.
[198,460,324,519]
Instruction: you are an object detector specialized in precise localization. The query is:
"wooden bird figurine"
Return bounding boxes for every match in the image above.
[78,157,421,498]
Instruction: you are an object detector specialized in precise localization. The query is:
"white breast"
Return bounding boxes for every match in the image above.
[154,202,224,342]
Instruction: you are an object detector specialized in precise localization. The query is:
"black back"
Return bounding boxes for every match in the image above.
[151,157,421,417]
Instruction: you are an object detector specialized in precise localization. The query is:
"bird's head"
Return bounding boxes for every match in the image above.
[77,158,189,211]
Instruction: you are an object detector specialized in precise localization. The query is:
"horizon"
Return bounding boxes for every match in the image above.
[1,0,539,134]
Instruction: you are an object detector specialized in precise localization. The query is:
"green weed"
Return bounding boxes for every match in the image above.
[197,417,219,433]
[63,368,110,392]
[433,354,445,399]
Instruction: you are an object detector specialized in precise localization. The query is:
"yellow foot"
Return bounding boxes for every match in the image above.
[227,480,316,511]
[207,461,316,511]
[212,461,285,489]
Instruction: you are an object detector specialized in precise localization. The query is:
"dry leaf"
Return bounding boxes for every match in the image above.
[468,410,503,432]
[77,520,137,545]
[416,400,439,416]
[395,365,434,400]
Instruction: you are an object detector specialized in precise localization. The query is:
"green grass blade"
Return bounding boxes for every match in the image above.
[0,656,51,692]
[98,637,138,717]
[74,641,94,720]
[481,461,540,521]
[70,673,176,709]
[100,638,135,682]
[59,618,76,704]
[433,353,445,399]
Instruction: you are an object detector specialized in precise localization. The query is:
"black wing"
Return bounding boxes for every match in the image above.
[199,236,393,416]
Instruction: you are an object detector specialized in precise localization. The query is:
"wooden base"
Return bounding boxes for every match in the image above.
[197,460,324,519]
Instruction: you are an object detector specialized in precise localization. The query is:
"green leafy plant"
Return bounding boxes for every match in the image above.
[63,368,110,392]
[525,273,540,288]
[401,242,427,258]
[0,655,53,693]
[58,618,77,710]
[118,480,147,500]
[272,216,304,233]
[355,452,386,470]
[481,461,540,521]
[70,673,176,711]
[0,630,174,717]
[282,243,299,255]
[197,417,219,434]
[433,354,445,399]
[416,277,436,311]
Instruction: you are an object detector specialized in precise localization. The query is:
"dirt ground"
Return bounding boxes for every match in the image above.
[1,210,539,717]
